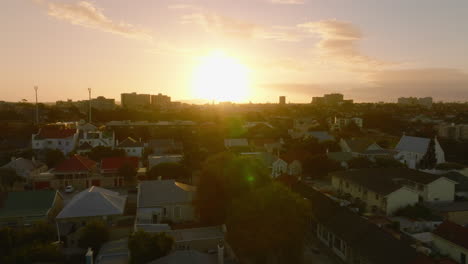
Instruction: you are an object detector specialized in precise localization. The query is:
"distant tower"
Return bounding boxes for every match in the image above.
[88,88,92,123]
[34,86,39,124]
[279,96,286,105]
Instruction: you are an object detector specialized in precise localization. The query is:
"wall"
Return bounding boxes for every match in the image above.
[386,188,418,215]
[433,234,468,264]
[447,211,468,226]
[426,178,455,202]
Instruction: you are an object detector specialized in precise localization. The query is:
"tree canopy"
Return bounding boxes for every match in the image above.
[227,183,310,263]
[44,148,65,168]
[78,221,110,252]
[194,152,271,225]
[128,230,173,264]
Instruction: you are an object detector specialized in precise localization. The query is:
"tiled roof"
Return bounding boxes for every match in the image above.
[395,135,431,154]
[101,157,138,172]
[433,221,468,250]
[294,184,426,264]
[0,190,58,219]
[331,168,442,195]
[54,154,96,173]
[36,127,77,139]
[118,137,143,148]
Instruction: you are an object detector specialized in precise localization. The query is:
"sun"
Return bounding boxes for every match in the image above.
[192,50,250,103]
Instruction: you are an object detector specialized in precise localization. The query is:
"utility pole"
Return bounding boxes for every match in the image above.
[88,87,92,123]
[34,86,39,125]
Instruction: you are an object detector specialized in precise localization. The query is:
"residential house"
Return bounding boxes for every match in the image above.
[96,238,129,264]
[426,201,468,226]
[101,157,139,187]
[32,154,98,190]
[136,180,196,225]
[147,139,183,155]
[77,123,115,154]
[329,117,363,131]
[56,186,127,247]
[289,118,320,139]
[32,126,79,155]
[117,137,144,157]
[297,184,430,264]
[148,155,183,170]
[1,157,47,179]
[395,135,445,169]
[331,168,456,215]
[249,138,282,153]
[327,151,353,168]
[339,138,395,160]
[304,131,335,142]
[438,123,468,141]
[224,138,249,150]
[271,153,303,178]
[0,190,63,226]
[432,221,468,264]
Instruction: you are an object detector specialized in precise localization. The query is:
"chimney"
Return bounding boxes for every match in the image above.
[85,248,93,264]
[217,241,224,264]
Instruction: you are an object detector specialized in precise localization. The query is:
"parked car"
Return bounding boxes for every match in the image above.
[65,185,75,193]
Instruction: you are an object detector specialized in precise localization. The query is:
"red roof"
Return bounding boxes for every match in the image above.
[54,155,96,173]
[101,157,138,173]
[36,127,76,139]
[433,221,468,250]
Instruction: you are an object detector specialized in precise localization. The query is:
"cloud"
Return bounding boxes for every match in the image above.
[40,1,152,41]
[173,6,302,42]
[362,68,468,101]
[298,20,389,71]
[269,0,305,4]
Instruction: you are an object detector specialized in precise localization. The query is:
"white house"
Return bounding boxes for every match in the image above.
[32,126,79,155]
[271,157,302,178]
[331,168,456,215]
[432,221,468,264]
[394,135,445,169]
[329,117,363,131]
[77,123,115,153]
[339,138,383,157]
[117,137,144,157]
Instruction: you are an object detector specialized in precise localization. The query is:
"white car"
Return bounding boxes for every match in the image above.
[65,185,75,193]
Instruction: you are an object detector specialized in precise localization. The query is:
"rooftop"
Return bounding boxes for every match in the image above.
[54,154,97,173]
[0,190,59,219]
[433,221,468,250]
[395,135,431,154]
[138,180,195,207]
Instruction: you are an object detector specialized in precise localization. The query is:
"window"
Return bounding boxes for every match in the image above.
[174,207,181,218]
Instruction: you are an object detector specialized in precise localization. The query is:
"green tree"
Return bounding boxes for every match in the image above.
[78,221,110,252]
[128,230,174,264]
[45,149,65,168]
[0,168,22,190]
[147,162,189,181]
[227,183,310,263]
[419,139,437,169]
[88,146,125,162]
[348,157,374,169]
[118,162,137,185]
[194,152,271,225]
[302,154,342,178]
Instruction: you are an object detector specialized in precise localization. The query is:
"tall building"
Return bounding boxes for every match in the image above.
[91,96,115,110]
[121,93,151,109]
[279,96,286,105]
[312,93,352,105]
[151,93,171,107]
[398,97,433,108]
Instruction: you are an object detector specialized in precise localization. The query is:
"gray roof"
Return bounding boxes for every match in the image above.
[148,250,216,264]
[138,180,195,207]
[1,158,45,177]
[395,135,430,154]
[96,238,129,264]
[306,131,335,142]
[166,226,224,243]
[224,138,249,148]
[57,186,126,219]
[118,137,144,148]
[327,152,353,162]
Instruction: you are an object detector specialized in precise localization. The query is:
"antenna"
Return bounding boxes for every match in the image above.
[34,86,39,125]
[88,87,92,123]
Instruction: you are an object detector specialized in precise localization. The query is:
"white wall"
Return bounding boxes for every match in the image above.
[426,178,455,202]
[386,188,419,215]
[433,235,468,264]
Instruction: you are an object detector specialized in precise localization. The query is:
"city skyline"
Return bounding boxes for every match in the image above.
[2,0,468,103]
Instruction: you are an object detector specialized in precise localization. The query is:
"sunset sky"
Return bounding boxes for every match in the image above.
[1,0,468,103]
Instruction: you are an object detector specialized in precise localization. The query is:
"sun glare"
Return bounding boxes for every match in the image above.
[192,51,250,102]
